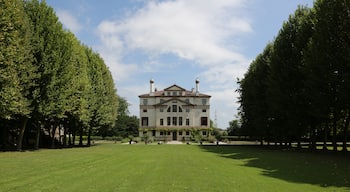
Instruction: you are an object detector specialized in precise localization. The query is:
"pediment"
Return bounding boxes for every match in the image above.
[154,98,194,106]
[164,84,186,91]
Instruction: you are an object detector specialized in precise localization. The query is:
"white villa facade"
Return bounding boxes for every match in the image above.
[139,79,211,142]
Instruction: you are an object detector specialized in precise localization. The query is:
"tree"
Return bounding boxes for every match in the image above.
[238,0,350,151]
[227,120,241,136]
[267,6,313,146]
[86,48,118,141]
[238,43,272,145]
[63,33,91,146]
[304,0,350,151]
[0,0,120,150]
[24,0,76,148]
[114,97,139,138]
[0,0,37,150]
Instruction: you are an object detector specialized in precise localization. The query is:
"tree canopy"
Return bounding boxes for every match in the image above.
[237,0,350,151]
[0,0,120,150]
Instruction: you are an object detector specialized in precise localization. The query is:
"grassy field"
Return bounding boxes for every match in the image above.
[1,144,350,192]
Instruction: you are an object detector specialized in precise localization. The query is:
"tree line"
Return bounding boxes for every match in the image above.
[0,0,129,151]
[237,0,350,151]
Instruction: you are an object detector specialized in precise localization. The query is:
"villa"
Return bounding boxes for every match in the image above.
[138,79,211,142]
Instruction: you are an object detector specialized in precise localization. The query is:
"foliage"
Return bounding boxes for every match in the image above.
[0,0,35,120]
[237,0,350,150]
[226,119,241,136]
[0,0,38,150]
[0,0,119,150]
[112,97,139,138]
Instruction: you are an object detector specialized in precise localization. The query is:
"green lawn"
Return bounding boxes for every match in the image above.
[1,144,349,192]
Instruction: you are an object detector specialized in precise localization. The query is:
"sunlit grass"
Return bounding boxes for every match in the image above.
[0,144,349,191]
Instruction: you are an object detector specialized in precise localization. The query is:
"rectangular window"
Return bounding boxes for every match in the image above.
[172,117,177,126]
[202,98,207,105]
[172,105,177,112]
[143,109,147,112]
[179,117,183,126]
[143,99,148,105]
[186,118,190,126]
[202,131,207,135]
[142,117,148,126]
[152,130,156,136]
[186,108,190,112]
[160,131,164,136]
[201,117,208,126]
[179,131,183,136]
[167,117,171,126]
[160,108,163,112]
[179,106,182,112]
[173,105,177,112]
[186,131,190,136]
[173,91,177,96]
[160,118,164,126]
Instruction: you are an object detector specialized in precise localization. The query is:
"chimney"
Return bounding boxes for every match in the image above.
[195,78,199,96]
[150,79,154,96]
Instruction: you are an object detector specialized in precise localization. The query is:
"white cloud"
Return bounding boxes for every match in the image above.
[96,46,139,82]
[123,0,250,65]
[206,86,241,128]
[199,57,251,84]
[96,0,252,70]
[56,10,82,33]
[95,0,253,128]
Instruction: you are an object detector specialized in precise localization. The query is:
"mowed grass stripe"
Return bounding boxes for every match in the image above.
[1,144,349,192]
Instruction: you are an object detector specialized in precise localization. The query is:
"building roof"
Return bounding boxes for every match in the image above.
[139,84,211,98]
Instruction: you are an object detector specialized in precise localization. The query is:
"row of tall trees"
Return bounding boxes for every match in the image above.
[0,0,118,150]
[237,0,350,151]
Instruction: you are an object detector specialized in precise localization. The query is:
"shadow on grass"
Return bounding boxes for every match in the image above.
[199,145,350,189]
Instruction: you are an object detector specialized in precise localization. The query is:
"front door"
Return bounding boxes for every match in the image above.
[172,131,177,140]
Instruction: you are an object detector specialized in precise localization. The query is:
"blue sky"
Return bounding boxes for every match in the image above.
[46,0,314,129]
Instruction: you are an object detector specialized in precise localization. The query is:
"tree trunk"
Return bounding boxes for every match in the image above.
[323,123,328,151]
[51,124,57,149]
[68,131,72,146]
[72,131,76,146]
[58,125,62,146]
[17,117,28,151]
[342,114,349,152]
[34,125,41,150]
[79,127,83,147]
[87,126,92,147]
[0,123,7,150]
[309,126,316,151]
[62,126,67,147]
[332,116,337,151]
